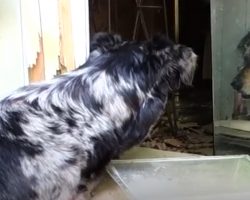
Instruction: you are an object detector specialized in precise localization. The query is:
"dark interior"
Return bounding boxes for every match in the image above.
[89,0,213,155]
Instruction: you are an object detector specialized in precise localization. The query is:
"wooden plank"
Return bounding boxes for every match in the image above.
[246,0,250,30]
[70,0,90,67]
[211,0,247,120]
[28,36,45,82]
[221,0,246,119]
[39,0,60,80]
[215,120,250,133]
[215,134,250,155]
[20,0,42,84]
[211,0,224,120]
[58,0,75,73]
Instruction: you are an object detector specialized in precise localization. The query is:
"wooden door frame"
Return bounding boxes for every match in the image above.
[20,0,90,83]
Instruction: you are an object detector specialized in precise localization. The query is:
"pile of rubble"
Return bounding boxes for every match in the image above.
[141,117,214,155]
[141,86,214,155]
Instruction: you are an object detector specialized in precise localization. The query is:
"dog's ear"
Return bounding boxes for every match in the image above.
[90,32,123,53]
[146,34,174,53]
[238,32,250,55]
[238,32,250,66]
[146,35,197,89]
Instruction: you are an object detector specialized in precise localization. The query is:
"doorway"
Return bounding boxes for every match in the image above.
[89,0,213,155]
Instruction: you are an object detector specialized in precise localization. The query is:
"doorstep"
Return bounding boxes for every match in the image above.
[91,147,195,200]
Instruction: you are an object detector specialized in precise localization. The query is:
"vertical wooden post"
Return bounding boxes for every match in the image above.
[58,0,75,73]
[173,0,180,128]
[28,35,45,82]
[174,0,179,43]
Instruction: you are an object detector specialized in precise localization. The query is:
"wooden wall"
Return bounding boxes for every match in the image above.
[21,0,90,83]
[0,0,90,98]
[24,0,74,82]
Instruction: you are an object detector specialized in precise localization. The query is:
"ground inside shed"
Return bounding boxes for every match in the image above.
[141,83,214,156]
[89,0,213,156]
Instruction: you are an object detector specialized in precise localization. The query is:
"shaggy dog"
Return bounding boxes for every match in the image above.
[231,32,250,98]
[231,32,250,119]
[0,32,197,200]
[231,65,250,98]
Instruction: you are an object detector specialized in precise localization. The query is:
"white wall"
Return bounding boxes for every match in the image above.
[0,0,26,98]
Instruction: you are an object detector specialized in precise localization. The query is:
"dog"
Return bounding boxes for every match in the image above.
[231,64,250,99]
[231,32,250,119]
[0,32,197,200]
[231,32,250,98]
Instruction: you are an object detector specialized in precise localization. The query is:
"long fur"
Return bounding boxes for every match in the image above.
[238,31,250,65]
[232,32,250,97]
[0,32,197,200]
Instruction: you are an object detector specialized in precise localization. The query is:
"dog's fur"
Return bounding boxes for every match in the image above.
[0,32,197,200]
[231,32,250,98]
[231,65,250,98]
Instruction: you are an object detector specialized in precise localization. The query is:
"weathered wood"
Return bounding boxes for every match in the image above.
[39,0,60,80]
[28,36,45,82]
[211,0,249,120]
[58,0,75,72]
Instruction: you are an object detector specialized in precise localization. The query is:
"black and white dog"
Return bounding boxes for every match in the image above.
[232,32,250,98]
[0,33,197,200]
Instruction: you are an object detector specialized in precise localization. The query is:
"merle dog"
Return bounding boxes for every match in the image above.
[231,32,250,119]
[0,33,197,200]
[231,32,250,98]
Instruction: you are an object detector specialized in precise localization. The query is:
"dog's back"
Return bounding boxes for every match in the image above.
[0,83,85,199]
[0,39,146,200]
[0,32,197,200]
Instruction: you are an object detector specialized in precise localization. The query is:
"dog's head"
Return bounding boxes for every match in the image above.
[78,33,197,111]
[232,32,250,98]
[231,65,250,98]
[145,35,197,90]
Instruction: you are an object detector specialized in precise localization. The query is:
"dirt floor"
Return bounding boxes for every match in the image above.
[141,84,214,155]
